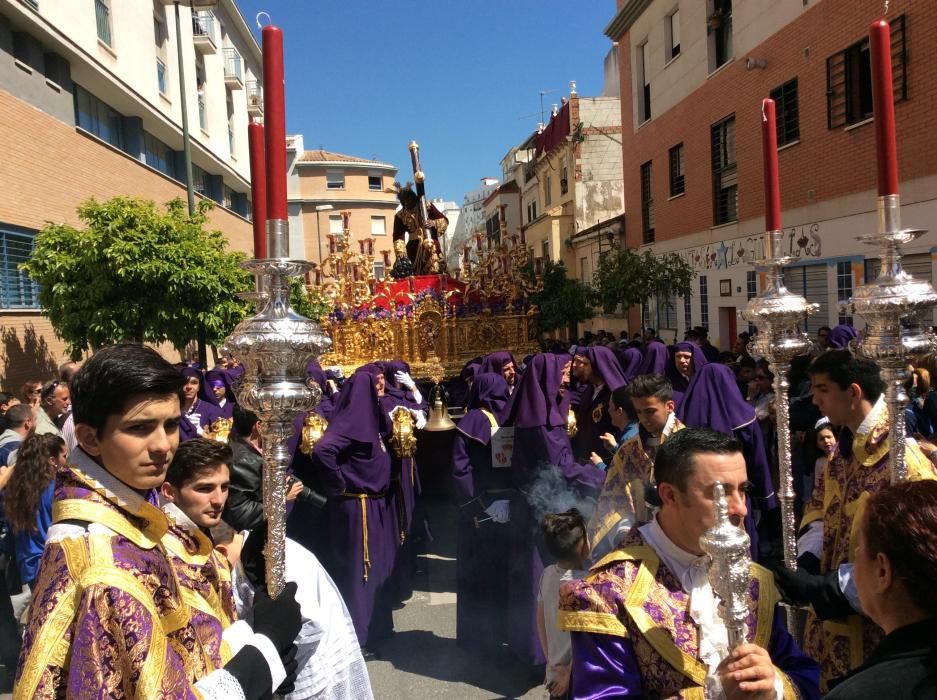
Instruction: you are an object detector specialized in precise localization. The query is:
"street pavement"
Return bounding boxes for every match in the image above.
[365,498,545,700]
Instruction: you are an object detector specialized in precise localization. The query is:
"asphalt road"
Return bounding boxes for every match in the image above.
[365,497,545,700]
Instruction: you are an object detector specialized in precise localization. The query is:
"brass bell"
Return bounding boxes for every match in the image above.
[423,382,456,431]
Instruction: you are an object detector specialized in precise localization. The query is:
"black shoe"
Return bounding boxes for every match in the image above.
[360,647,379,662]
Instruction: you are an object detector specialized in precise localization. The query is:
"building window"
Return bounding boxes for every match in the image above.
[527,200,538,223]
[827,15,906,129]
[668,143,685,197]
[699,275,710,328]
[769,78,799,147]
[43,52,69,87]
[156,58,167,95]
[641,301,650,330]
[0,227,40,309]
[746,270,758,334]
[486,214,500,238]
[544,175,552,206]
[95,0,112,47]
[561,166,569,195]
[637,41,651,123]
[658,294,677,330]
[326,170,345,190]
[640,161,654,243]
[666,10,681,61]
[226,93,235,157]
[708,0,733,72]
[195,55,207,131]
[154,7,169,95]
[579,256,589,284]
[75,85,123,149]
[370,216,386,236]
[143,131,176,179]
[191,164,209,196]
[541,240,550,260]
[223,185,235,209]
[328,215,343,234]
[711,115,737,226]
[373,261,385,280]
[368,173,382,191]
[683,294,692,331]
[836,261,854,326]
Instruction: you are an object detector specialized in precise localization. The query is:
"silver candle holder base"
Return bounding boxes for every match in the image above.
[848,195,937,483]
[226,222,332,596]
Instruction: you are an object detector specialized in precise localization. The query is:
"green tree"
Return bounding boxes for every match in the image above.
[528,260,595,333]
[592,248,695,315]
[288,277,333,322]
[22,196,253,357]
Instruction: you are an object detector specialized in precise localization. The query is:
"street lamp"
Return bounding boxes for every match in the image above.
[315,204,334,263]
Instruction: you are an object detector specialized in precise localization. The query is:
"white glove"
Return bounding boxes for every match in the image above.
[394,371,416,390]
[484,499,511,523]
[411,410,427,430]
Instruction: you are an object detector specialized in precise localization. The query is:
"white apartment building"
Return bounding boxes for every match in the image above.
[448,176,499,267]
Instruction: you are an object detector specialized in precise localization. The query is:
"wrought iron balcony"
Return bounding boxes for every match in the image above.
[223,47,243,89]
[247,80,263,116]
[192,11,217,54]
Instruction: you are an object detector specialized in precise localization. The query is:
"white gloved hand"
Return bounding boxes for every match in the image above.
[394,371,416,390]
[411,410,427,430]
[484,499,511,523]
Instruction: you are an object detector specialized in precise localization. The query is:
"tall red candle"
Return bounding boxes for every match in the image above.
[869,19,899,196]
[247,121,267,258]
[761,98,782,232]
[262,25,288,220]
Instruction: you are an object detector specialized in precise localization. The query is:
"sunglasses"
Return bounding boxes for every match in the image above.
[40,380,64,399]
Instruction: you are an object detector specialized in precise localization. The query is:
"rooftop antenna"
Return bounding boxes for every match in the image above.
[540,89,556,125]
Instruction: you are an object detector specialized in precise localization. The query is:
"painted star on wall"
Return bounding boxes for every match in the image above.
[717,241,730,269]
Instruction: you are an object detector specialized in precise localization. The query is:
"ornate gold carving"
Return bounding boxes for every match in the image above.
[203,417,233,443]
[389,407,418,458]
[299,413,328,456]
[567,407,579,438]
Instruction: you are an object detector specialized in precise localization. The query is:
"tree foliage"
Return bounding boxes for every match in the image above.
[288,277,333,322]
[528,260,595,333]
[22,196,253,357]
[592,249,695,315]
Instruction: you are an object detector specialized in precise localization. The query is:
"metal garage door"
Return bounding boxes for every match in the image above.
[783,263,830,335]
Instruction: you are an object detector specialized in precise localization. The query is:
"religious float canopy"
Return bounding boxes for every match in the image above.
[311,214,543,379]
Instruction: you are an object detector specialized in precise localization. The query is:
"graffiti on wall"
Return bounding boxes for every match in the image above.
[677,224,822,271]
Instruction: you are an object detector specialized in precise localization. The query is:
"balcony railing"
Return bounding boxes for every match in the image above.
[95,0,112,46]
[223,48,243,87]
[246,80,263,114]
[192,12,216,53]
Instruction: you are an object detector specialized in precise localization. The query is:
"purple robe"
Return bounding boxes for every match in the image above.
[560,528,820,700]
[668,341,710,407]
[615,347,643,383]
[828,324,857,349]
[205,368,237,417]
[312,367,395,648]
[677,363,778,559]
[451,374,514,656]
[574,347,627,462]
[637,341,669,376]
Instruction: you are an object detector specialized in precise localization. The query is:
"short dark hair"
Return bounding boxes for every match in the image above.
[818,326,831,334]
[166,437,232,488]
[5,403,33,429]
[737,332,751,342]
[807,349,884,403]
[541,509,586,561]
[610,385,637,423]
[629,373,673,403]
[739,356,757,369]
[71,344,184,435]
[644,327,656,336]
[654,428,743,491]
[40,379,66,402]
[232,405,259,438]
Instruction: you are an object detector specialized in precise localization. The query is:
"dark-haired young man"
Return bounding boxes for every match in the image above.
[774,349,936,689]
[589,374,685,545]
[560,428,821,699]
[15,343,301,699]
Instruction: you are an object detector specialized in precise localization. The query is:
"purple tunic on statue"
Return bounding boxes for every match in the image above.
[573,347,627,462]
[677,363,778,559]
[311,367,395,648]
[504,354,605,667]
[451,374,514,656]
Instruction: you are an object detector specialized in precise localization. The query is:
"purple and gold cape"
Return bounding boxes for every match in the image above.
[558,529,820,699]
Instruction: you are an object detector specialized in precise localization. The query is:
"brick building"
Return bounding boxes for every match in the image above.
[0,0,259,387]
[607,0,937,348]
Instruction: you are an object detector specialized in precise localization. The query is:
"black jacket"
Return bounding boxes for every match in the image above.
[224,436,265,531]
[824,620,937,699]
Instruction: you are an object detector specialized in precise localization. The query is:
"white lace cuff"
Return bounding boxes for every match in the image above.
[193,668,247,700]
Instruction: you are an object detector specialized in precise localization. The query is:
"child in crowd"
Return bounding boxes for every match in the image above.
[812,417,837,492]
[536,509,590,700]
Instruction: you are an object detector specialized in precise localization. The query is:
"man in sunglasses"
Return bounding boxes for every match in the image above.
[33,379,68,438]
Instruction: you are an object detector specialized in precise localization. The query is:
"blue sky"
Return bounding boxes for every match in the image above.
[234,1,618,202]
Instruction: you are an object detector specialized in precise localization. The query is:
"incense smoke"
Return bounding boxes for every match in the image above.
[526,465,597,524]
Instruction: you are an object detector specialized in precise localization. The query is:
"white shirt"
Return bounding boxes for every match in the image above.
[639,517,783,700]
[538,564,587,682]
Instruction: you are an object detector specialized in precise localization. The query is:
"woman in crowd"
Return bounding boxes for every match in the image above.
[824,480,937,698]
[4,433,65,588]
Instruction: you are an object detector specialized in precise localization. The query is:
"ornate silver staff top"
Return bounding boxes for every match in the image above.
[699,482,751,651]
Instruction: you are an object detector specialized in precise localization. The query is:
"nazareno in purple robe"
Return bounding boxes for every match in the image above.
[637,340,669,376]
[179,367,223,441]
[451,373,514,657]
[677,363,778,560]
[311,366,396,649]
[204,369,235,419]
[504,354,605,666]
[614,347,643,384]
[573,347,628,462]
[668,341,710,408]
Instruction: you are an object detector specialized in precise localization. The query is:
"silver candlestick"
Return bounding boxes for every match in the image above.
[848,194,937,483]
[225,224,331,596]
[700,482,752,650]
[743,230,816,603]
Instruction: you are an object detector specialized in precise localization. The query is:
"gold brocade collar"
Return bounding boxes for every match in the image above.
[161,502,215,563]
[851,397,889,467]
[52,448,170,549]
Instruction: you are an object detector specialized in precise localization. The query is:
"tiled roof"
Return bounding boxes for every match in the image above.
[297,150,392,167]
